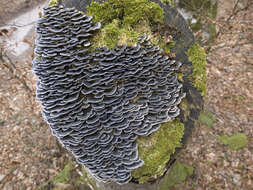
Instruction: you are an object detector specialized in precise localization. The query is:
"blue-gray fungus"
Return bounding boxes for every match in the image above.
[33,5,185,184]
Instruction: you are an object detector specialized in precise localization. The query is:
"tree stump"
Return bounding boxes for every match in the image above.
[36,0,206,189]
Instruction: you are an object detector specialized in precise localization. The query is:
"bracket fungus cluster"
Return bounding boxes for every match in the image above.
[33,4,185,184]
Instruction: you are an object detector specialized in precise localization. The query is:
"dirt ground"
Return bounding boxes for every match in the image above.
[0,0,252,190]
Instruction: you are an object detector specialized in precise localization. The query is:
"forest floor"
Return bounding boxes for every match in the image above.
[0,0,252,190]
[0,0,45,25]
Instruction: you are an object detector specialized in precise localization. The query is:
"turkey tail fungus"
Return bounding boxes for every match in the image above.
[34,0,205,189]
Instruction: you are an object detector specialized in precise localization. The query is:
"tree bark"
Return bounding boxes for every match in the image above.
[42,1,204,189]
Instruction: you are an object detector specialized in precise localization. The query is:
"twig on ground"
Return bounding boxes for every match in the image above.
[227,0,241,22]
[216,0,253,38]
[0,21,36,28]
[227,0,253,22]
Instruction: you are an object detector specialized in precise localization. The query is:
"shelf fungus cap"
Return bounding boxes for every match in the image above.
[33,4,185,185]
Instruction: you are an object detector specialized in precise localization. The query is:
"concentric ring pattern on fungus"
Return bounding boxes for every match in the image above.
[33,5,185,184]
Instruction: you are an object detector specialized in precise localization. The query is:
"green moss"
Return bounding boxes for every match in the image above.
[52,164,72,183]
[161,0,175,7]
[161,41,176,54]
[99,20,120,49]
[88,0,164,26]
[199,109,216,127]
[158,161,194,189]
[87,1,117,24]
[219,133,248,150]
[132,119,184,183]
[48,0,58,6]
[122,0,164,26]
[90,19,140,49]
[87,0,171,50]
[187,43,207,97]
[177,73,183,82]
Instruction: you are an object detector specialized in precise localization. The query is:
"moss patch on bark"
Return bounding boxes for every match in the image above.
[187,43,207,97]
[132,119,184,183]
[87,0,175,52]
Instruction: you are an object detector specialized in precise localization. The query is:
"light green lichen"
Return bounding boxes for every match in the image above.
[199,109,216,127]
[48,0,58,6]
[87,0,174,53]
[219,133,248,150]
[187,43,207,97]
[158,161,194,190]
[132,119,184,183]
